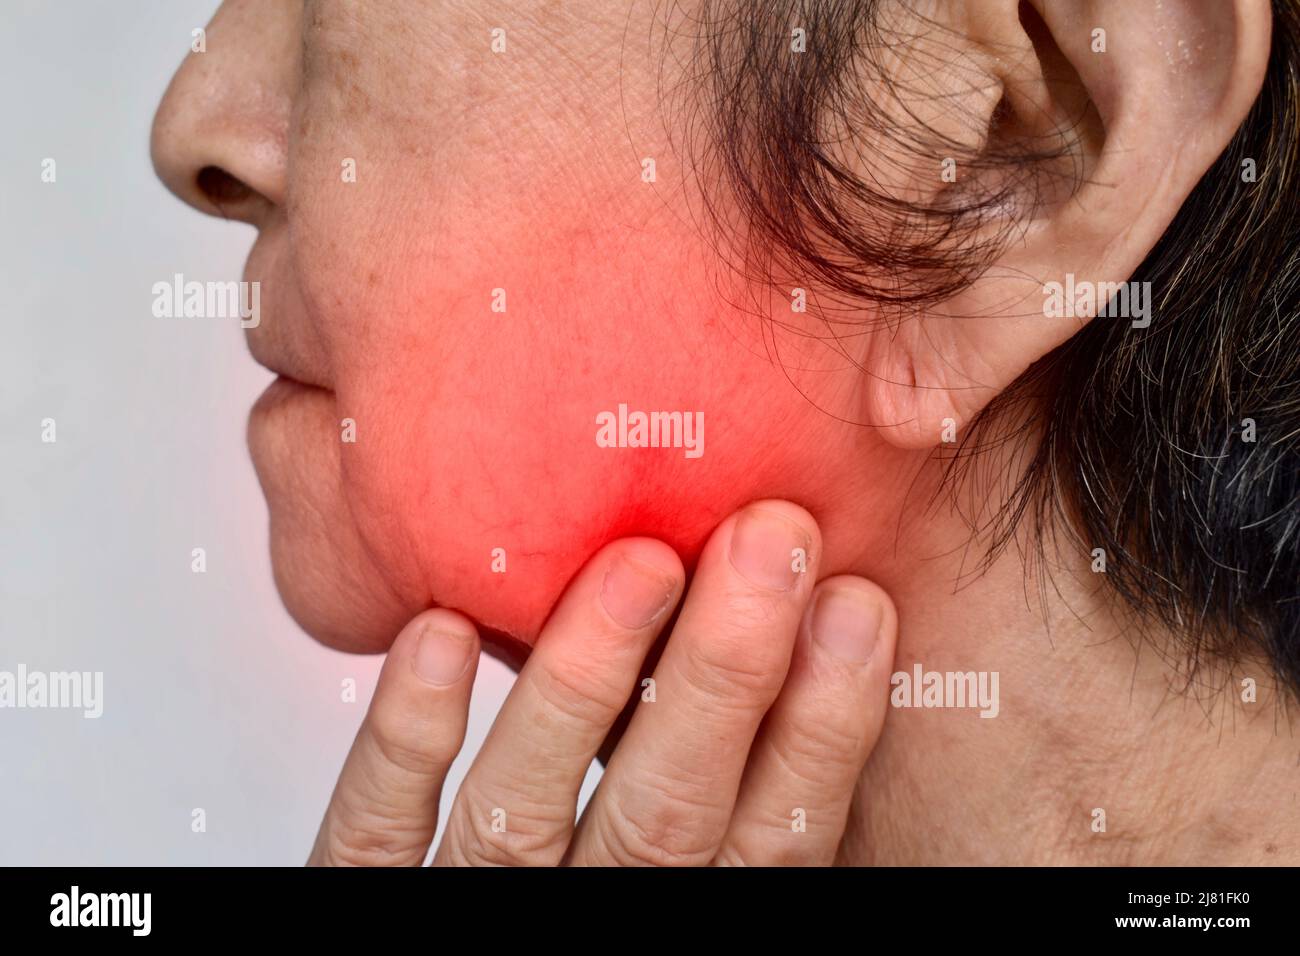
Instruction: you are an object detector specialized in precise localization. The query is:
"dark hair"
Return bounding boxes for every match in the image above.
[673,0,1300,695]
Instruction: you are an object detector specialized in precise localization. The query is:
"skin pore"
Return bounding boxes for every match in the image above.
[151,0,1297,864]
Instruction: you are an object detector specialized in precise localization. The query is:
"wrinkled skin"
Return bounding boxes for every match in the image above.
[153,0,906,655]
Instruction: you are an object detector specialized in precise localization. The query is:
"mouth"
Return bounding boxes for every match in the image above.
[249,373,332,420]
[241,234,333,393]
[246,335,333,392]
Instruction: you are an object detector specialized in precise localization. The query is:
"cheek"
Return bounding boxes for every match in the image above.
[285,106,861,648]
[316,228,835,646]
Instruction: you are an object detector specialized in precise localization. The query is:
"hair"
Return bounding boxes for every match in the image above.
[672,0,1300,695]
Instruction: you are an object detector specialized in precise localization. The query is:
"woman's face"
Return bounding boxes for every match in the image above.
[152,0,899,653]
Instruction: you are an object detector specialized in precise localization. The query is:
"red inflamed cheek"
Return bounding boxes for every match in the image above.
[336,382,796,647]
[326,345,833,647]
[306,187,846,650]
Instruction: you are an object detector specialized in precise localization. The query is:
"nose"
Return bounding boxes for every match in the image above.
[150,0,300,226]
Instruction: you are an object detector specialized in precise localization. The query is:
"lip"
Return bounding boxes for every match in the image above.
[242,231,333,391]
[250,373,330,417]
[246,335,332,392]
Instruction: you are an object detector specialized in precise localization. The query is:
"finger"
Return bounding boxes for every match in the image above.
[569,500,820,866]
[434,538,683,866]
[715,576,898,865]
[308,608,479,866]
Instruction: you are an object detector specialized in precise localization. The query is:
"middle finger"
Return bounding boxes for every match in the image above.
[568,500,820,866]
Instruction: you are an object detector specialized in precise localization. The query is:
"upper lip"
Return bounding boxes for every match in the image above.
[246,336,329,390]
[242,233,332,391]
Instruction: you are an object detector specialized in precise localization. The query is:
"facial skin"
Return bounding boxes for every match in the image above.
[153,0,905,655]
[155,0,1298,864]
[149,0,1266,655]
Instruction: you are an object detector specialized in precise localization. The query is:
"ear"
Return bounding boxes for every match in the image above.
[866,0,1273,449]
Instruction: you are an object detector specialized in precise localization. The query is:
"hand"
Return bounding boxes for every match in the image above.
[308,500,899,866]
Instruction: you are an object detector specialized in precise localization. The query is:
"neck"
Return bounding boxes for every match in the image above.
[828,448,1298,865]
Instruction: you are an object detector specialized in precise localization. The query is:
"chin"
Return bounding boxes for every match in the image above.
[249,383,418,654]
[267,527,413,654]
[269,526,536,671]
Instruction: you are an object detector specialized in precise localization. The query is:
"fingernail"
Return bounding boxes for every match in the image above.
[728,507,808,591]
[413,626,475,686]
[810,588,882,663]
[600,556,676,629]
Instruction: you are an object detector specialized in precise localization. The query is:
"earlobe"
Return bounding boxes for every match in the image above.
[862,306,1012,450]
[863,323,958,450]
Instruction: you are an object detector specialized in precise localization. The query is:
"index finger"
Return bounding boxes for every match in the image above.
[309,608,480,866]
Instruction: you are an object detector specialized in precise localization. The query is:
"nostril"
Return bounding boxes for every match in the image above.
[196,165,253,208]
